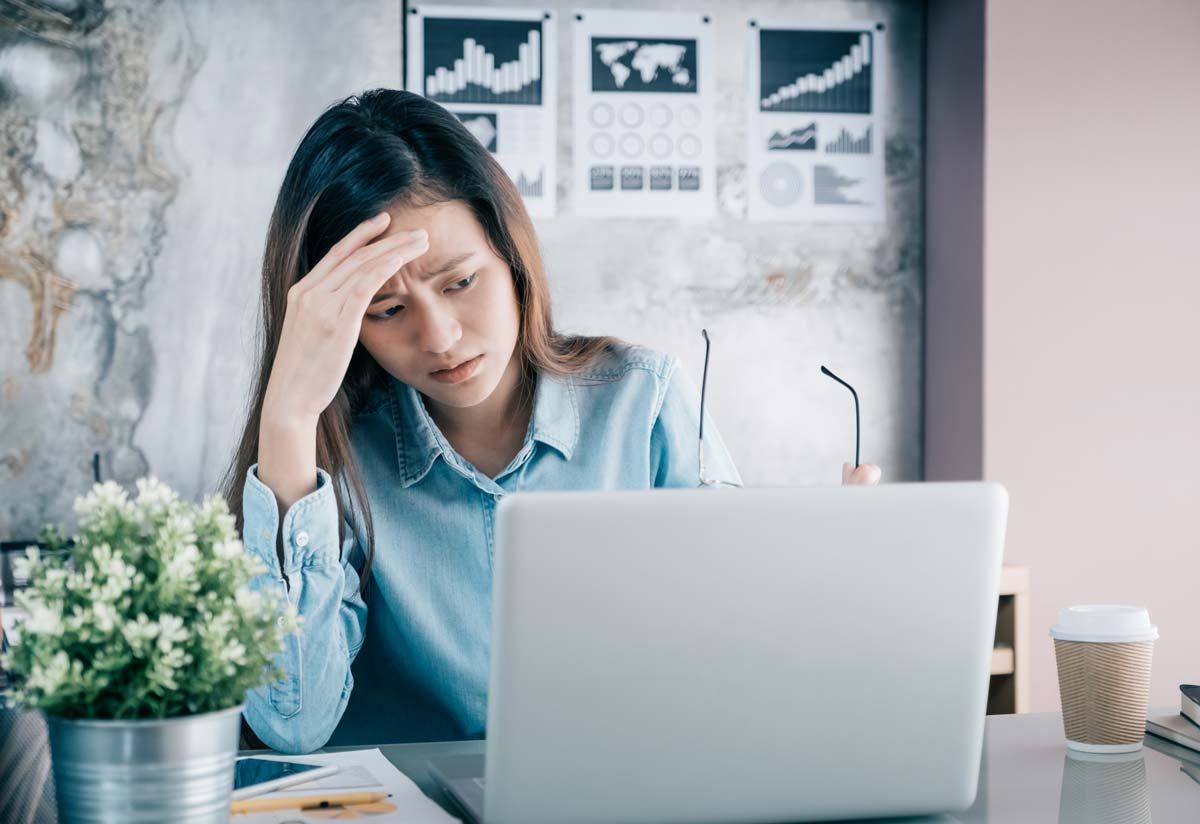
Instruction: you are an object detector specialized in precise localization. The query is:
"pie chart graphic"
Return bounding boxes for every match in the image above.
[589,132,615,158]
[759,161,805,208]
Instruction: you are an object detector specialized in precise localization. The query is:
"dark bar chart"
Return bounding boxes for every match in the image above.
[759,29,872,114]
[423,17,543,106]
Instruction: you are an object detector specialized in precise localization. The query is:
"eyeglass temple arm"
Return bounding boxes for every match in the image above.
[699,330,711,478]
[820,365,860,468]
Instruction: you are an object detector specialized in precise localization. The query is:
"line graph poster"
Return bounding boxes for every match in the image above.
[407,5,557,218]
[573,9,716,218]
[747,19,885,223]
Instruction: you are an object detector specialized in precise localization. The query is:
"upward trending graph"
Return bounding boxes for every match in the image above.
[424,17,543,106]
[759,29,872,114]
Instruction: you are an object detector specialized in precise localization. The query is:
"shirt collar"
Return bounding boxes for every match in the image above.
[528,370,579,461]
[388,367,579,488]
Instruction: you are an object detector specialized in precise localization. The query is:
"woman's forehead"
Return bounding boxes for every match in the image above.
[383,199,480,244]
[381,199,497,275]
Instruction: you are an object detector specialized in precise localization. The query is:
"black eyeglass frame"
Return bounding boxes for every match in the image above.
[697,330,743,489]
[820,365,860,469]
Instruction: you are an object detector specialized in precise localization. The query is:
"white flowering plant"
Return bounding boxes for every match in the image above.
[1,478,298,719]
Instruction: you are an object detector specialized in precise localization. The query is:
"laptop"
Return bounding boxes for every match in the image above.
[429,483,1007,824]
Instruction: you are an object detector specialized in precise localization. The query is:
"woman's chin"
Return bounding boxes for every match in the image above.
[421,371,499,409]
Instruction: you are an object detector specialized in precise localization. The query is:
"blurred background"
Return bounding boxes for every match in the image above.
[0,0,1196,717]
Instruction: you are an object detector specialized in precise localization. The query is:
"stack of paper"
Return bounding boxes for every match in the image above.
[233,748,460,823]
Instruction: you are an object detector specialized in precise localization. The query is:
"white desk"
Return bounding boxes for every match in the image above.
[961,709,1198,823]
[346,709,1200,823]
[3,706,1199,822]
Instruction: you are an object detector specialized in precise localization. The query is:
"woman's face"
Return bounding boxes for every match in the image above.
[357,199,522,409]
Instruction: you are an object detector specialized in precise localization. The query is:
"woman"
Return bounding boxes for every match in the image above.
[224,89,880,755]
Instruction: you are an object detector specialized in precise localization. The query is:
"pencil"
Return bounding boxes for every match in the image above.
[230,790,388,814]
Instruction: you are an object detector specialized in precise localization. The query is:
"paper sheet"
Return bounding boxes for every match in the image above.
[233,748,459,823]
[572,9,717,218]
[407,4,558,219]
[746,19,886,223]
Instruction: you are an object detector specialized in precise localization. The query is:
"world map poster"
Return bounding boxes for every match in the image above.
[573,9,716,218]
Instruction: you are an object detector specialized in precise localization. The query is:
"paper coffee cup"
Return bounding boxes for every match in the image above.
[1051,605,1157,753]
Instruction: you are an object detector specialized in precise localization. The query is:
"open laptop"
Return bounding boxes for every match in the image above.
[428,483,1007,824]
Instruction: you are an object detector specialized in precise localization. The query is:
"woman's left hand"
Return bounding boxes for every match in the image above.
[842,463,882,485]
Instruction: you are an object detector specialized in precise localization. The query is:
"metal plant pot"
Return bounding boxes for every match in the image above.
[46,704,243,824]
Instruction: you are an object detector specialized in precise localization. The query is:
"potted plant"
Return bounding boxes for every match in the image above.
[1,478,297,824]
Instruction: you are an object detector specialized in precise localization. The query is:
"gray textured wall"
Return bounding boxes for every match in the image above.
[0,0,923,538]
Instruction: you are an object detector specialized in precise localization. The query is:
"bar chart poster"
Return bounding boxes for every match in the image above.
[746,19,885,223]
[406,5,557,218]
[572,9,716,218]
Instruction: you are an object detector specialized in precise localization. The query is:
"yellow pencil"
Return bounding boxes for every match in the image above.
[230,791,388,814]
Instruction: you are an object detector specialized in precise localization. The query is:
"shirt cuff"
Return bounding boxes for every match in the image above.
[243,463,339,576]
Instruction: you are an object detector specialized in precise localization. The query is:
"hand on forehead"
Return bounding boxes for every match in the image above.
[381,200,489,268]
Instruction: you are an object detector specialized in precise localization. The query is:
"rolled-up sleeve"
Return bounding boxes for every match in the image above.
[650,358,742,489]
[240,464,368,753]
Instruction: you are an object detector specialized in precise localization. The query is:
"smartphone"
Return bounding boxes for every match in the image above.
[231,758,339,800]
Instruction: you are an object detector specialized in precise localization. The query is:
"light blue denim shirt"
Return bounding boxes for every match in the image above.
[240,343,739,753]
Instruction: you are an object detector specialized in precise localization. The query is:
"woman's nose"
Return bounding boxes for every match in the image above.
[414,306,462,355]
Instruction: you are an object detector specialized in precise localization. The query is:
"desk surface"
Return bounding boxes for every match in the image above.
[329,709,1200,823]
[4,707,1198,822]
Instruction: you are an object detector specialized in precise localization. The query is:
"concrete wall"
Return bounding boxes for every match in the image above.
[0,0,404,534]
[984,0,1200,711]
[1,0,925,537]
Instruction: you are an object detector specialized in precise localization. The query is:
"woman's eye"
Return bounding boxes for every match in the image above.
[369,304,404,320]
[446,273,478,292]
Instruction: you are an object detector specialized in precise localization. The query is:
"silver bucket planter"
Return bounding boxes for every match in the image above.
[46,703,244,824]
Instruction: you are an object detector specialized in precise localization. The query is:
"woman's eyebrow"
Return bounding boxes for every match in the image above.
[422,251,475,279]
[369,251,476,305]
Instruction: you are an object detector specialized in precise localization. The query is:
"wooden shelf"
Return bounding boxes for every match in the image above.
[990,643,1014,676]
[988,565,1030,714]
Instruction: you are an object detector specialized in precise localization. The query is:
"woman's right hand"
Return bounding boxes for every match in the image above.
[262,212,429,425]
[257,212,428,512]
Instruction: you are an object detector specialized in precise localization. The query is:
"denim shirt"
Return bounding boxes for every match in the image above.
[240,343,740,753]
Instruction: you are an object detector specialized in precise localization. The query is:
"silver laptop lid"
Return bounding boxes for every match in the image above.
[484,483,1007,824]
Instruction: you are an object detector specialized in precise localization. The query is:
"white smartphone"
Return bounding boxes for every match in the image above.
[231,757,339,800]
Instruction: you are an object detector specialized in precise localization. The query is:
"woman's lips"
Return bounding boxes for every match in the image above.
[429,354,483,384]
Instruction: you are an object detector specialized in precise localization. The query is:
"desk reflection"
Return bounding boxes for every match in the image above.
[1058,749,1151,824]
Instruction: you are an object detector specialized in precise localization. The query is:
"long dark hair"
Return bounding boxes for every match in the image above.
[222,89,614,591]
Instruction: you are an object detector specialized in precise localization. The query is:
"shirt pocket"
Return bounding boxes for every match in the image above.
[269,630,302,718]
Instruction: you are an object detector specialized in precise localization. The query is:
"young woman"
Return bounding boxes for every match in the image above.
[224,89,880,755]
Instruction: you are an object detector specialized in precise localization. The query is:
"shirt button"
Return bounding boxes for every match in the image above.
[294,530,310,548]
[277,616,286,627]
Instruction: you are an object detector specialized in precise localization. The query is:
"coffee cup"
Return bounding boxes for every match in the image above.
[1050,605,1157,753]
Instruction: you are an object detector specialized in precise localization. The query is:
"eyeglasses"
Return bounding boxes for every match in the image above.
[820,365,860,469]
[697,330,743,489]
[696,333,863,485]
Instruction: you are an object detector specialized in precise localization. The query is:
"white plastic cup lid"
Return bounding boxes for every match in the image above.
[1050,605,1158,643]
